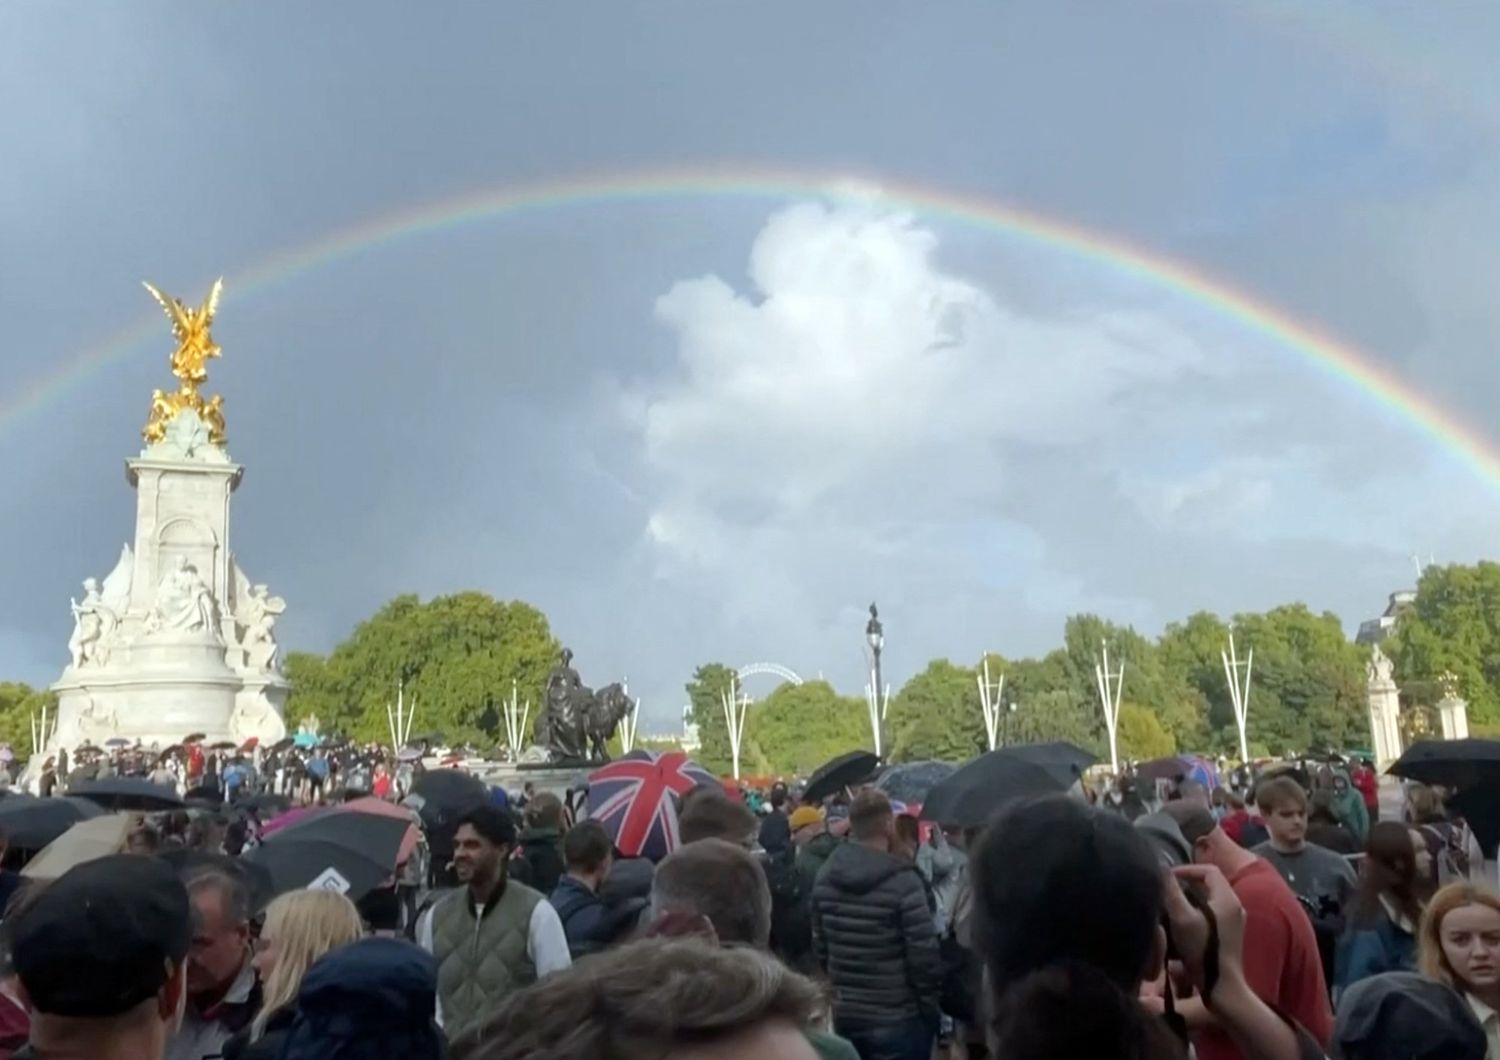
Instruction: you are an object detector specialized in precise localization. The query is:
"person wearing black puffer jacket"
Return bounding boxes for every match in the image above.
[811,790,941,1060]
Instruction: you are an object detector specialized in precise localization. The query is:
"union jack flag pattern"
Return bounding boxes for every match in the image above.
[586,749,717,861]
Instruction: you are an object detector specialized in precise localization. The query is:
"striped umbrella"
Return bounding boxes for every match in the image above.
[587,750,716,862]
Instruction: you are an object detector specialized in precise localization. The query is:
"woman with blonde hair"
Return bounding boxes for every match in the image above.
[1418,881,1500,1058]
[223,889,366,1060]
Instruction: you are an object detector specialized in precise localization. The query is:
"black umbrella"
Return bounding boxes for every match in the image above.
[70,777,183,812]
[1006,741,1098,777]
[875,761,958,804]
[802,751,880,804]
[0,797,106,850]
[245,810,410,901]
[158,849,277,916]
[409,768,488,870]
[921,744,1093,828]
[410,768,488,814]
[1389,739,1500,790]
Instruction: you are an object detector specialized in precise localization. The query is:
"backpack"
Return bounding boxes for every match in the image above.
[1422,821,1473,885]
[939,924,979,1023]
[764,845,811,965]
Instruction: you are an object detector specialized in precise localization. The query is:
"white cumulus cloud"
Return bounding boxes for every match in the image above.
[626,197,1212,639]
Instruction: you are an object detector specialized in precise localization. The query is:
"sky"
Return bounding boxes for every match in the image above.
[4,3,1500,734]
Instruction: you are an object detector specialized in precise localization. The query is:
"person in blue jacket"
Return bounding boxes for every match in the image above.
[1336,821,1424,995]
[548,820,641,958]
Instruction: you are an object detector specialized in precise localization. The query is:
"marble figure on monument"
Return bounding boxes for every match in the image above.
[66,545,132,670]
[144,556,220,638]
[231,561,285,672]
[76,695,120,743]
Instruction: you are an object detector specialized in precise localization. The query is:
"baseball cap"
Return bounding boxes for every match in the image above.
[11,854,190,1017]
[1160,800,1219,846]
[1134,811,1192,868]
[1334,972,1487,1060]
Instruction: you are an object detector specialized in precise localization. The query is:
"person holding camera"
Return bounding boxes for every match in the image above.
[971,795,1323,1060]
[1160,801,1332,1060]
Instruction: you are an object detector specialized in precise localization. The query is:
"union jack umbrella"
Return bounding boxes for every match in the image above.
[587,749,717,861]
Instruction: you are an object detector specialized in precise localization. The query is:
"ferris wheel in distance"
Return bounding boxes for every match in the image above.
[735,662,804,699]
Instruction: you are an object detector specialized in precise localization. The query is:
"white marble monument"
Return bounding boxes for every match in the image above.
[1437,673,1472,742]
[44,280,288,757]
[1366,645,1403,771]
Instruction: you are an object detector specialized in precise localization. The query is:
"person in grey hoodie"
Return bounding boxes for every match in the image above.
[915,824,967,933]
[811,790,941,1060]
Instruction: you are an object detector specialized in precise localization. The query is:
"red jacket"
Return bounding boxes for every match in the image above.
[1351,766,1378,811]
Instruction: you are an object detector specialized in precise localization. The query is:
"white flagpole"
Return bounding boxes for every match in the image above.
[1094,641,1125,773]
[1221,632,1253,765]
[721,675,750,779]
[620,678,641,753]
[977,659,1005,751]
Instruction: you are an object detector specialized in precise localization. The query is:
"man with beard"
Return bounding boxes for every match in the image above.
[418,805,570,1045]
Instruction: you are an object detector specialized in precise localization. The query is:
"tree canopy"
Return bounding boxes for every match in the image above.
[0,683,55,764]
[887,659,986,762]
[283,592,559,746]
[1387,562,1500,726]
[745,680,868,777]
[684,662,738,776]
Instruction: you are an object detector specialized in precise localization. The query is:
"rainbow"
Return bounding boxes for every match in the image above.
[10,165,1500,490]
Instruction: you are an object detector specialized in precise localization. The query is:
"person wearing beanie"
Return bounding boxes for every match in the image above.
[789,806,824,837]
[278,938,443,1060]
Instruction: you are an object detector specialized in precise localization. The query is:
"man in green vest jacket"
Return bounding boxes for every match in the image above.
[417,804,571,1044]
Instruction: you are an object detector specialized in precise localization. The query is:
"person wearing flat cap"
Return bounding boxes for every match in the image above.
[8,854,192,1060]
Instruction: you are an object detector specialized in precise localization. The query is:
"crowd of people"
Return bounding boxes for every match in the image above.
[28,735,405,806]
[0,738,1496,1060]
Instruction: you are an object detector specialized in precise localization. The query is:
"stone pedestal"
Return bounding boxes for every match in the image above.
[1367,648,1403,771]
[1439,695,1471,741]
[41,410,288,760]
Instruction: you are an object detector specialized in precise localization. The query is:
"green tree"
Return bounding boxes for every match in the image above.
[887,660,985,762]
[1061,615,1207,752]
[1225,605,1367,755]
[1117,702,1176,759]
[1387,563,1500,725]
[1001,652,1104,753]
[685,663,737,776]
[749,680,869,776]
[0,683,55,765]
[282,592,560,745]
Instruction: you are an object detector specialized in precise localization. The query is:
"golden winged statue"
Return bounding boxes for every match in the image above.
[141,278,228,446]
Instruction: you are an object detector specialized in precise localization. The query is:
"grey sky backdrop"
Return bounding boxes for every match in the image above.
[4,3,1500,731]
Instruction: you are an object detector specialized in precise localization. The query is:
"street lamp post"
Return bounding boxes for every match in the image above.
[865,602,888,758]
[1003,696,1017,748]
